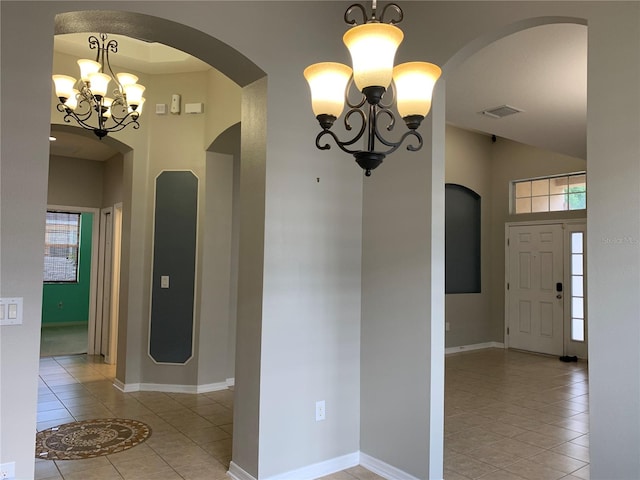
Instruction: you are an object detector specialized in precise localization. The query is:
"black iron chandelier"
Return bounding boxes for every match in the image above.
[304,1,441,176]
[52,33,146,139]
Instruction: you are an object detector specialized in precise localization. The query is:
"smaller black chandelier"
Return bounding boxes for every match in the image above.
[52,33,146,139]
[304,1,441,176]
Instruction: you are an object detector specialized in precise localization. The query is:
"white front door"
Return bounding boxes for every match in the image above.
[507,224,564,355]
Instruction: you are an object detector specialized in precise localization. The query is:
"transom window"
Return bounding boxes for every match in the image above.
[43,211,81,283]
[513,173,586,214]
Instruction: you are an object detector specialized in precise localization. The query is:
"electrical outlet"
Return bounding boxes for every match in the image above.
[315,400,326,421]
[1,461,15,479]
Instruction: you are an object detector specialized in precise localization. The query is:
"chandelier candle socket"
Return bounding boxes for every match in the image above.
[52,33,146,139]
[304,1,441,176]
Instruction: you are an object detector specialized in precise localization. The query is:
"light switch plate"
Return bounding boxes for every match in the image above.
[0,298,23,326]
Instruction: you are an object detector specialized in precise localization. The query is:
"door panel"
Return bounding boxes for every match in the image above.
[508,224,564,355]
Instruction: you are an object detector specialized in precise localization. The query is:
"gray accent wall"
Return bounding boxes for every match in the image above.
[149,171,199,364]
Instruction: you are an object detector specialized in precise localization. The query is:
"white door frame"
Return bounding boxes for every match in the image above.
[95,207,113,356]
[107,203,122,364]
[95,204,123,364]
[505,219,587,356]
[47,204,100,354]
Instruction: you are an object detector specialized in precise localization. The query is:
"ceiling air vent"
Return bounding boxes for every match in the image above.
[480,105,524,119]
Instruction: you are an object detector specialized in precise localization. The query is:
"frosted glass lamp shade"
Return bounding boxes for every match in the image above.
[77,59,101,82]
[52,75,77,101]
[65,89,80,110]
[393,62,442,118]
[130,97,146,116]
[343,23,403,91]
[125,83,146,107]
[304,62,352,117]
[117,72,138,87]
[88,72,111,97]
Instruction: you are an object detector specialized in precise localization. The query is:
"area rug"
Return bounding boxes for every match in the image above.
[35,418,151,460]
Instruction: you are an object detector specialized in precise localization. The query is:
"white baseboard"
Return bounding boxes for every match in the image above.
[263,452,359,480]
[227,377,235,387]
[228,461,256,480]
[445,341,505,355]
[113,380,231,394]
[360,452,422,480]
[228,452,428,480]
[196,381,231,393]
[113,379,137,393]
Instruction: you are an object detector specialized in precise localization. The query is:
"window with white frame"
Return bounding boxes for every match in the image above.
[43,211,81,283]
[512,173,586,214]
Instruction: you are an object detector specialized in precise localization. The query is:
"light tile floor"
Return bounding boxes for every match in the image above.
[444,349,589,480]
[35,348,588,480]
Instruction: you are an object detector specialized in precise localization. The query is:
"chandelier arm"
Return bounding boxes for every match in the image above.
[345,76,367,110]
[58,107,102,131]
[380,3,403,24]
[376,108,397,133]
[107,112,140,129]
[104,117,141,133]
[375,129,423,156]
[315,130,360,155]
[343,108,367,141]
[104,41,123,91]
[378,81,395,110]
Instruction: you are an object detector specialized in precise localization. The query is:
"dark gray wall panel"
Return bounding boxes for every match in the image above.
[445,183,481,294]
[150,171,198,363]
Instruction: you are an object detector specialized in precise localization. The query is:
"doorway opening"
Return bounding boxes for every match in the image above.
[441,16,588,479]
[41,207,98,357]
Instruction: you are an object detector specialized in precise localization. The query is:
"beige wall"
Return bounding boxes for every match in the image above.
[48,155,104,208]
[102,154,124,208]
[48,153,124,209]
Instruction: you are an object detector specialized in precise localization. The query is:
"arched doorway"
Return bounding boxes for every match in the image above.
[437,16,588,479]
[47,13,267,477]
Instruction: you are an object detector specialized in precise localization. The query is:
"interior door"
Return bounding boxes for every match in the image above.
[507,224,564,355]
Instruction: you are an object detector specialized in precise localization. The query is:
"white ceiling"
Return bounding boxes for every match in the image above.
[446,23,587,159]
[50,24,587,162]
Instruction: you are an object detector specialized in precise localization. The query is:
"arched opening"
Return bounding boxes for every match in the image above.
[437,16,589,479]
[44,11,267,476]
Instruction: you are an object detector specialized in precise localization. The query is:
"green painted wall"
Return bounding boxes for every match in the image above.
[42,213,93,325]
